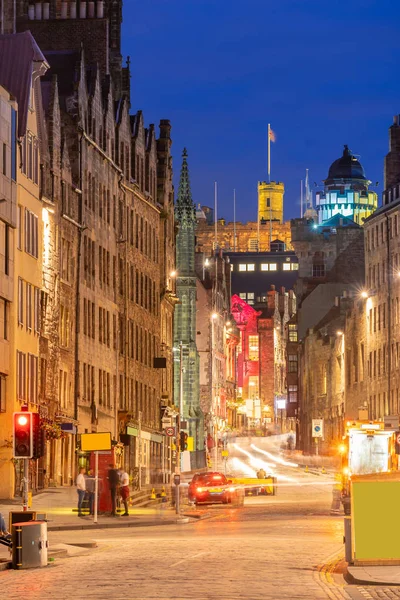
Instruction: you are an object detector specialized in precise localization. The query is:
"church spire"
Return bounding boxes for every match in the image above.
[175,148,196,225]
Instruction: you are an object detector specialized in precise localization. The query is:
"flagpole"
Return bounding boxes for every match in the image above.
[233,189,237,252]
[300,180,303,218]
[214,181,218,252]
[257,183,260,252]
[267,123,271,183]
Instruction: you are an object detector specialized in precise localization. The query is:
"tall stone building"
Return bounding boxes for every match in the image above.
[174,150,205,470]
[0,0,177,492]
[0,32,48,498]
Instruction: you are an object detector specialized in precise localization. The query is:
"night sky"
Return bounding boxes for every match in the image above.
[122,0,400,222]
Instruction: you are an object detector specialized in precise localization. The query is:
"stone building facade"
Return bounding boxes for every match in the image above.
[196,217,292,254]
[0,0,177,493]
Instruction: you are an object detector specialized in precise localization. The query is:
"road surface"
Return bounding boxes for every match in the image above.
[1,436,399,599]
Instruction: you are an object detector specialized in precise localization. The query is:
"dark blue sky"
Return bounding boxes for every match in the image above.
[122,0,400,222]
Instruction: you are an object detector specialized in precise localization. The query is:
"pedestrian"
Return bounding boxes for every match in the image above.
[85,469,96,516]
[257,468,266,479]
[76,467,86,517]
[119,469,130,516]
[0,512,10,538]
[108,464,120,516]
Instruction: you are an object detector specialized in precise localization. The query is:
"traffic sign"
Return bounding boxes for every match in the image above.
[312,419,323,438]
[162,417,172,428]
[165,427,175,437]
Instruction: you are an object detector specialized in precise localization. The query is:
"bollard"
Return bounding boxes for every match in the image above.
[150,488,156,500]
[305,465,309,473]
[161,486,166,497]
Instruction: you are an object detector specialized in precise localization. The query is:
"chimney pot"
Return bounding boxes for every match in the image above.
[35,2,42,20]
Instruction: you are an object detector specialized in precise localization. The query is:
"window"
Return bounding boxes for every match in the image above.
[291,263,299,270]
[283,263,291,271]
[248,335,259,361]
[239,293,246,300]
[312,264,325,278]
[288,385,298,403]
[247,264,255,271]
[2,142,6,176]
[26,283,32,331]
[24,209,38,258]
[288,324,298,342]
[17,206,22,250]
[288,354,298,373]
[261,264,269,271]
[17,351,26,400]
[28,354,38,404]
[239,264,246,272]
[18,278,23,325]
[269,263,277,271]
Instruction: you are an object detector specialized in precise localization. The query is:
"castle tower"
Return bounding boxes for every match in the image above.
[258,181,284,224]
[173,149,205,470]
[315,145,377,225]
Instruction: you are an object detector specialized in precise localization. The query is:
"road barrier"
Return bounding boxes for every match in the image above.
[230,477,277,496]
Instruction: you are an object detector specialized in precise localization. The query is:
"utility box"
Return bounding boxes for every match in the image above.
[12,521,48,569]
[351,472,400,565]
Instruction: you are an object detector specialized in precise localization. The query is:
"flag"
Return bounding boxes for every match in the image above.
[269,127,276,143]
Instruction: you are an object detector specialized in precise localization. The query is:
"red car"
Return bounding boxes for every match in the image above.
[188,472,244,506]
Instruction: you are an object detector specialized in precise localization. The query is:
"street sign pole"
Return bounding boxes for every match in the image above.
[94,450,99,524]
[22,458,29,512]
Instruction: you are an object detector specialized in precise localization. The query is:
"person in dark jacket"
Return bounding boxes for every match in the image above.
[108,464,120,516]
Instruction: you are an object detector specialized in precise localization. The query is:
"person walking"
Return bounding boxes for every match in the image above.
[85,469,96,516]
[108,464,120,516]
[76,467,86,517]
[120,469,130,516]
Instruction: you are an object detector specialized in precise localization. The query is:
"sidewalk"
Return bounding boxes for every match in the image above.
[346,564,400,586]
[0,487,204,532]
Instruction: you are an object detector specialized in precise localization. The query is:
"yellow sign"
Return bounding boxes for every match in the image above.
[81,432,112,452]
[187,436,194,452]
[221,450,229,457]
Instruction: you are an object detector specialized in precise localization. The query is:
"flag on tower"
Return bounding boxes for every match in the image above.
[269,127,276,142]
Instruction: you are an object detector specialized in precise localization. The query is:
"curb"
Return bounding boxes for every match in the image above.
[47,518,178,532]
[345,566,400,587]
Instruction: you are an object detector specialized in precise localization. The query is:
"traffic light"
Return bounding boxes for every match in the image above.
[180,431,188,451]
[32,413,45,459]
[13,412,33,458]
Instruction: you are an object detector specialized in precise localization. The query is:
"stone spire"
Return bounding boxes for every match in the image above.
[175,148,196,225]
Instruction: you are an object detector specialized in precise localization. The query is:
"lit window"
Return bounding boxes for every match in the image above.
[269,264,277,271]
[291,263,299,270]
[288,324,298,342]
[288,354,298,372]
[239,293,246,299]
[239,264,246,272]
[261,264,269,271]
[231,264,233,271]
[289,385,298,403]
[283,263,290,271]
[247,264,255,271]
[248,335,259,361]
[247,293,255,300]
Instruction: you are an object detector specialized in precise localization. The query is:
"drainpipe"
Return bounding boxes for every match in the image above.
[385,213,392,414]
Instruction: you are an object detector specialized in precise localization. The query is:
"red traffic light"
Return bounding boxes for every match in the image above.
[13,412,33,459]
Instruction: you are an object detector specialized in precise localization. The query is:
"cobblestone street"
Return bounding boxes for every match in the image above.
[2,439,400,599]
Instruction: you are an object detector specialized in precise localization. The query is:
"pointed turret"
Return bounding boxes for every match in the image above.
[175,148,196,226]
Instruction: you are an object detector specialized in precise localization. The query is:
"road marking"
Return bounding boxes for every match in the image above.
[169,551,209,567]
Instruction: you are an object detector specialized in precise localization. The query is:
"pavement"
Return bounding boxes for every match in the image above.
[2,436,400,599]
[346,565,400,586]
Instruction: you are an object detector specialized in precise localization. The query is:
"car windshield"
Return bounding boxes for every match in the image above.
[198,474,227,487]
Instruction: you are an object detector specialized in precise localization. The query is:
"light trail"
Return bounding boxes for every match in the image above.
[231,457,257,477]
[233,443,276,469]
[250,444,299,468]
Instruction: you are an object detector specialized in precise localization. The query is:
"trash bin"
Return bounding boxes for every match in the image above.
[12,521,48,569]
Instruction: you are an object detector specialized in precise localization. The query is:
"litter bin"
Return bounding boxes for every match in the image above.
[12,521,48,569]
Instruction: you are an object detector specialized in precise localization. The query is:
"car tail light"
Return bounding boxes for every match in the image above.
[197,487,204,493]
[213,475,222,480]
[228,487,235,492]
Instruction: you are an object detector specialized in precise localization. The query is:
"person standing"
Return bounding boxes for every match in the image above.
[85,470,96,516]
[120,469,130,516]
[108,464,120,516]
[76,467,86,517]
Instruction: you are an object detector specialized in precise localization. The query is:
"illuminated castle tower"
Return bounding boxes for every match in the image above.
[315,145,378,225]
[258,181,284,224]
